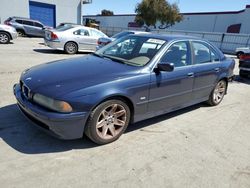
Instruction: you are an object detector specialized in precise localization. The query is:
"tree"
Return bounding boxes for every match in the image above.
[135,0,183,29]
[101,9,114,16]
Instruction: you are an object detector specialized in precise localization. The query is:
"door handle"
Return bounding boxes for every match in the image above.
[214,68,220,72]
[187,72,194,77]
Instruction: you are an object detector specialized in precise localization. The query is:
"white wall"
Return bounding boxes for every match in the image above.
[0,0,29,24]
[0,0,81,25]
[83,5,250,34]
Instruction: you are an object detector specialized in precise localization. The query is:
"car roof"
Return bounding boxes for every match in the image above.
[10,16,42,23]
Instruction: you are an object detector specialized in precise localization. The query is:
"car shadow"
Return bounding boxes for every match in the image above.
[33,49,92,55]
[126,103,205,133]
[233,75,250,85]
[33,49,65,54]
[0,103,206,154]
[0,104,97,154]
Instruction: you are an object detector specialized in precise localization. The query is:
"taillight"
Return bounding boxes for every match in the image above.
[4,21,11,26]
[51,32,58,40]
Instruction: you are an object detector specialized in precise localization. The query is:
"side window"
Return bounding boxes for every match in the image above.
[160,41,190,68]
[211,48,220,62]
[193,42,212,64]
[34,22,43,28]
[15,20,23,24]
[73,29,89,36]
[22,20,34,26]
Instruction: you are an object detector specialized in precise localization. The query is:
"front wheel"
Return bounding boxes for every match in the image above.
[85,99,131,145]
[64,42,78,54]
[0,32,10,44]
[207,80,227,106]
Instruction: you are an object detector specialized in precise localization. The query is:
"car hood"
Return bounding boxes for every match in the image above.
[21,55,142,98]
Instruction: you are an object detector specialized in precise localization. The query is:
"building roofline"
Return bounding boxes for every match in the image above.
[83,5,250,17]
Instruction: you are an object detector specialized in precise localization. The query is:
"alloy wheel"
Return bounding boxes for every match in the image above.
[96,104,127,140]
[213,80,226,104]
[0,33,9,44]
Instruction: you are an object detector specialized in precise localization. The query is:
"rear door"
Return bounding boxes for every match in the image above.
[22,20,35,35]
[191,41,222,100]
[73,28,96,51]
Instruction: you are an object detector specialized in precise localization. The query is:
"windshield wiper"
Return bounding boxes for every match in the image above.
[102,55,126,64]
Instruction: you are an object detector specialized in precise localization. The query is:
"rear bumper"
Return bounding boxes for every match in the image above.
[44,39,64,50]
[13,84,88,140]
[10,31,18,40]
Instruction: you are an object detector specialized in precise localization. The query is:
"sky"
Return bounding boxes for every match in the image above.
[83,0,250,15]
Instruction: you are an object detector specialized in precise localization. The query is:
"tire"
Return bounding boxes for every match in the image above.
[236,51,244,59]
[85,99,131,145]
[0,32,10,44]
[207,80,227,106]
[17,30,25,37]
[64,42,78,54]
[239,70,248,78]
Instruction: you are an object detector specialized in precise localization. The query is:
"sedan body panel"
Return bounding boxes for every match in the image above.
[14,34,235,141]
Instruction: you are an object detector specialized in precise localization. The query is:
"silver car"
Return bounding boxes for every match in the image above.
[4,17,49,37]
[44,25,108,54]
[0,24,17,44]
[96,30,150,50]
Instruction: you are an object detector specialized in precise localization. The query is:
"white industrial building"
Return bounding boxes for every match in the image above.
[0,0,92,27]
[83,5,250,34]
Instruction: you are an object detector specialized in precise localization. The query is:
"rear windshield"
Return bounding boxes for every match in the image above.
[56,25,74,31]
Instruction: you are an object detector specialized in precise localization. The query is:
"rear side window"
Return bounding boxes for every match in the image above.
[15,20,23,24]
[22,20,34,26]
[34,22,43,28]
[73,29,90,36]
[192,41,220,64]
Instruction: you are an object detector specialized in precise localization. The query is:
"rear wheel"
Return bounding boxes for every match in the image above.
[0,32,10,44]
[85,99,131,144]
[207,80,227,106]
[64,42,78,54]
[17,30,25,37]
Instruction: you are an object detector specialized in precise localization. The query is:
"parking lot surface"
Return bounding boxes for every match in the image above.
[0,38,250,188]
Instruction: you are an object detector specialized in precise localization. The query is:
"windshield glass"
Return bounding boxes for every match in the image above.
[95,35,167,66]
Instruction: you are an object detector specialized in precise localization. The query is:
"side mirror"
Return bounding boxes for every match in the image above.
[154,63,174,74]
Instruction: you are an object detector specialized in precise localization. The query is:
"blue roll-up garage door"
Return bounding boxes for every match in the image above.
[29,1,56,27]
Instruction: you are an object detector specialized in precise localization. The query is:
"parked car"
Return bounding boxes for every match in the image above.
[96,30,149,50]
[13,34,235,144]
[44,25,108,54]
[239,53,250,78]
[4,17,50,37]
[235,47,250,58]
[0,24,17,44]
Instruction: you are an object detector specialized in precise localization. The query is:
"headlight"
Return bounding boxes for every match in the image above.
[33,93,72,113]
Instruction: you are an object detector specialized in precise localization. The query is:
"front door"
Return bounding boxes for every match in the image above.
[148,41,194,115]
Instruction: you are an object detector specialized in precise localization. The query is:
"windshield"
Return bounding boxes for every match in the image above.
[95,35,167,66]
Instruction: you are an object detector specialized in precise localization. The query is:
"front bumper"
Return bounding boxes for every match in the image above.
[13,84,88,140]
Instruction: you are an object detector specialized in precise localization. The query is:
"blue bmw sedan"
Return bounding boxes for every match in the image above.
[13,34,235,144]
